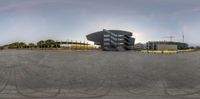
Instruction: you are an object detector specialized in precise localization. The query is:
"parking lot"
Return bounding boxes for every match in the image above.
[0,50,200,99]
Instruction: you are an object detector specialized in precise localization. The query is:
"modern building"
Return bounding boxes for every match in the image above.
[86,29,135,51]
[146,41,188,50]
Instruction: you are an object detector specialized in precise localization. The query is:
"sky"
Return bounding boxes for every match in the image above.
[0,0,200,46]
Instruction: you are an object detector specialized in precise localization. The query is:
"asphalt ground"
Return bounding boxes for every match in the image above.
[0,50,200,99]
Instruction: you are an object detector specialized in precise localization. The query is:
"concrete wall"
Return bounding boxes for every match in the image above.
[157,44,177,51]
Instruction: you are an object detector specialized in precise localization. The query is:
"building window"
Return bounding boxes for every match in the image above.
[118,38,124,41]
[118,35,124,37]
[110,32,117,37]
[104,43,110,45]
[104,38,110,41]
[104,35,110,37]
[110,36,117,41]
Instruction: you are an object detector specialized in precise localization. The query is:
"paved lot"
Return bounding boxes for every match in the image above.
[0,50,200,99]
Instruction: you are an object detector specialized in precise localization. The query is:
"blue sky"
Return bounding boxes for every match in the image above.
[0,0,200,46]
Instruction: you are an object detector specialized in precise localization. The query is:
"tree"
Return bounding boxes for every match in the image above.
[37,39,60,49]
[37,40,45,48]
[18,42,27,48]
[7,42,27,49]
[8,42,18,49]
[45,39,56,48]
[28,43,36,49]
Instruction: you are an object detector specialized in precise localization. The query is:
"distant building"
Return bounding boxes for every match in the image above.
[134,43,145,50]
[1,45,9,50]
[86,29,135,51]
[157,44,177,51]
[146,41,188,50]
[58,41,89,48]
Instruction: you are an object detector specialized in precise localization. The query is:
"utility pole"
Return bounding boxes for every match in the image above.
[182,32,185,43]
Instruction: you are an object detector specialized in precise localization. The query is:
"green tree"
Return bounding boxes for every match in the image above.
[18,42,27,48]
[37,40,45,48]
[28,43,36,49]
[45,39,56,48]
[8,43,17,49]
[8,42,27,49]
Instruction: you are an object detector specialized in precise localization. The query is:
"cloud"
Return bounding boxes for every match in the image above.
[0,0,200,45]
